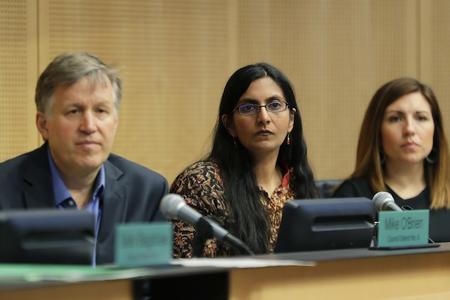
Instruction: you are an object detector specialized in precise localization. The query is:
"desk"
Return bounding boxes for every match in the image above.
[231,245,450,299]
[0,280,131,300]
[0,264,228,300]
[2,243,450,300]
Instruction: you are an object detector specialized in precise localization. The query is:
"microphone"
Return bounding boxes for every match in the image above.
[372,191,402,212]
[160,194,254,255]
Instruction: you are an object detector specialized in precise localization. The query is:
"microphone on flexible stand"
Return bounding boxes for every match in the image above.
[372,191,403,212]
[160,194,255,256]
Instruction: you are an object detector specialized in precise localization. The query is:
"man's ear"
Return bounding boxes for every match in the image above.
[36,112,49,141]
[221,114,236,137]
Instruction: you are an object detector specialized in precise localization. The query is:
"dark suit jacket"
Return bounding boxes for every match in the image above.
[0,143,168,264]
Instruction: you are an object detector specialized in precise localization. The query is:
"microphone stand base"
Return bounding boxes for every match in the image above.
[369,243,440,250]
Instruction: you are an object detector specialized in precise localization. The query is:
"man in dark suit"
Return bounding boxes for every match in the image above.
[0,52,168,264]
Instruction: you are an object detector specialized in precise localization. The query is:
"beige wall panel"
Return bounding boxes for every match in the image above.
[420,0,450,148]
[4,0,438,183]
[39,0,232,182]
[236,0,419,180]
[0,0,38,161]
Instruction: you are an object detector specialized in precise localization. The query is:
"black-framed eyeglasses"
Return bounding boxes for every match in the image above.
[233,99,290,116]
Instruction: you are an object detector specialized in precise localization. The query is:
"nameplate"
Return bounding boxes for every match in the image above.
[115,222,172,267]
[377,210,429,248]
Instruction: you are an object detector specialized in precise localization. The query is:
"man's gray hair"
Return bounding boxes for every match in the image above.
[35,52,122,114]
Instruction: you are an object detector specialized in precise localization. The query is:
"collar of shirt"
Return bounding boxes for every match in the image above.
[47,149,105,267]
[47,149,105,209]
[281,168,291,188]
[258,168,292,198]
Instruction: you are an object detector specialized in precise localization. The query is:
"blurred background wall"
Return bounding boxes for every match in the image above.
[1,0,449,183]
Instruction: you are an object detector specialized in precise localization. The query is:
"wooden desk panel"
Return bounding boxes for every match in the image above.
[230,251,450,300]
[0,280,132,300]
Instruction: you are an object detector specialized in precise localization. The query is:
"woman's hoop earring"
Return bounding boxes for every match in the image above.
[426,148,437,164]
[379,151,385,165]
[286,133,291,145]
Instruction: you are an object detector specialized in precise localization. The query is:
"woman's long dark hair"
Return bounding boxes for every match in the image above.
[209,63,318,253]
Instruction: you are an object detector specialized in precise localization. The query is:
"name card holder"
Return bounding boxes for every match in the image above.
[371,209,439,250]
[115,222,172,267]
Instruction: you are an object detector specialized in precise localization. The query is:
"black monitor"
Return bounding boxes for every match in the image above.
[275,198,376,253]
[429,209,450,242]
[0,209,95,264]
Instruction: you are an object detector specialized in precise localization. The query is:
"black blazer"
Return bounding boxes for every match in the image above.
[0,143,168,264]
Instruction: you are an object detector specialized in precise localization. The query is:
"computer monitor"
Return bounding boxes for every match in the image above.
[429,209,450,242]
[0,209,95,264]
[275,198,376,253]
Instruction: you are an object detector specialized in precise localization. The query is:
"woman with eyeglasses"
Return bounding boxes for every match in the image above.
[170,63,318,258]
[334,77,450,210]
